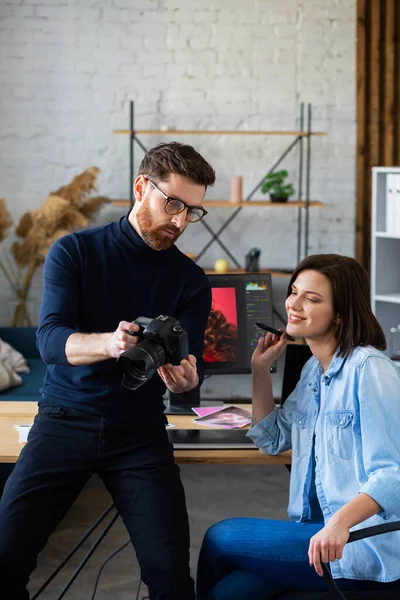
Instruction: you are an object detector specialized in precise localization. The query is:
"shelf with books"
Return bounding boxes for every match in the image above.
[371,167,400,359]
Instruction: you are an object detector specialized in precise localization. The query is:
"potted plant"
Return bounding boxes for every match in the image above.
[261,169,295,203]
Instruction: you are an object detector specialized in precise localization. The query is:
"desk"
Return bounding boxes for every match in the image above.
[0,401,291,466]
[0,400,291,600]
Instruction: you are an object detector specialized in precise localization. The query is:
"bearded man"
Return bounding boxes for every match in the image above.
[0,142,215,600]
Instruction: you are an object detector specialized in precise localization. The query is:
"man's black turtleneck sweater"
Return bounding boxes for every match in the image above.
[36,214,211,416]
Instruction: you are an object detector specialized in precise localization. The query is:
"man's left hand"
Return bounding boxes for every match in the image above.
[158,354,199,394]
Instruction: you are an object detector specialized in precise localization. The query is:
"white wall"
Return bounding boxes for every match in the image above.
[0,0,356,396]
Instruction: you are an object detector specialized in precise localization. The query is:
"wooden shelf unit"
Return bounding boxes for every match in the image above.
[113,101,326,272]
[204,268,293,277]
[112,199,324,209]
[114,129,327,137]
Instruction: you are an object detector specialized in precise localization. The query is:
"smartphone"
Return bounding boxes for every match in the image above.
[256,322,295,342]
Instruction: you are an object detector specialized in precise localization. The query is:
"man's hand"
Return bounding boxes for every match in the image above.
[65,321,142,366]
[158,354,199,394]
[104,321,142,359]
[308,520,350,576]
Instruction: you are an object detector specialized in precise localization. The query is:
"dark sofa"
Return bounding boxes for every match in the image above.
[0,327,45,493]
[0,326,46,402]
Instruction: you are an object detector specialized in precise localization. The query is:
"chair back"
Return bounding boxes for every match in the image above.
[281,343,312,405]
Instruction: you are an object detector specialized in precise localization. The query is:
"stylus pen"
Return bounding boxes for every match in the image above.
[256,322,295,342]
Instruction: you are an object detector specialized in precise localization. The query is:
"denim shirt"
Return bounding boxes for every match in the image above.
[247,346,400,582]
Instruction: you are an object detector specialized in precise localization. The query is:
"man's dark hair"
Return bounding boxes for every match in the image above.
[138,142,216,190]
[287,254,386,357]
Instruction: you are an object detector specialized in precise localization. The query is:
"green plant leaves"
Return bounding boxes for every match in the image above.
[261,170,294,198]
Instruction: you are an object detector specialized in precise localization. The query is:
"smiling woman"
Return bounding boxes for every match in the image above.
[197,254,400,600]
[286,254,386,361]
[285,270,337,364]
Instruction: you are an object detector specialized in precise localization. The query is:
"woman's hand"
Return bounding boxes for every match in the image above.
[251,331,289,373]
[308,520,350,576]
[158,354,199,394]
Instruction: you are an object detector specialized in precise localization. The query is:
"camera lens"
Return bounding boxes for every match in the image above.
[118,338,166,391]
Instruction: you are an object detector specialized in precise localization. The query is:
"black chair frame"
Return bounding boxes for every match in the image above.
[279,520,400,600]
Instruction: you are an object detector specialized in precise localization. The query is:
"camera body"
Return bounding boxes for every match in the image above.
[131,315,189,366]
[118,315,189,391]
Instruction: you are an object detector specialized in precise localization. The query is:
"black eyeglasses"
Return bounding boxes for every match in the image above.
[147,178,208,223]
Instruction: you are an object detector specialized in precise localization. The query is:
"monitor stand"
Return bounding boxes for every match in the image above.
[164,389,224,415]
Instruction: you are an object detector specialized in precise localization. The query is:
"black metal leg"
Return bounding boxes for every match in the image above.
[305,103,312,257]
[129,100,149,205]
[130,101,134,205]
[31,503,117,599]
[197,219,243,267]
[195,136,303,266]
[297,102,304,263]
[134,135,148,155]
[55,510,120,600]
[135,578,142,600]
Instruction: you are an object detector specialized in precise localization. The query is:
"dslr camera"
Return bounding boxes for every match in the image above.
[118,315,189,391]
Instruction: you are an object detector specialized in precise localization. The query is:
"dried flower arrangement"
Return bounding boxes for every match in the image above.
[0,167,110,326]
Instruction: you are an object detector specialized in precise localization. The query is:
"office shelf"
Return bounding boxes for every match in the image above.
[371,167,400,359]
[375,232,400,239]
[204,268,294,277]
[113,101,326,272]
[374,294,400,304]
[112,199,324,209]
[114,129,327,137]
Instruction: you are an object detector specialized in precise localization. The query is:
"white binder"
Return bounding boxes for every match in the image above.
[386,173,397,235]
[394,174,400,236]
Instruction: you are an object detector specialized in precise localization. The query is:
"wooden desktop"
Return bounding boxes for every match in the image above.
[0,401,291,466]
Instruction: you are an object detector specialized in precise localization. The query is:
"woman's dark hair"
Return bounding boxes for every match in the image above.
[287,254,386,357]
[138,142,215,190]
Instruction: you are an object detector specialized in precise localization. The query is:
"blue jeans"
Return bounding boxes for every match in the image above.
[196,518,400,600]
[0,403,195,600]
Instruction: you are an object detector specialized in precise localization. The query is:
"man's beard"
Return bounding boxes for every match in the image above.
[136,203,181,251]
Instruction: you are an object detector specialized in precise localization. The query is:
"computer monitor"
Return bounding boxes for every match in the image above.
[203,272,274,375]
[165,273,275,414]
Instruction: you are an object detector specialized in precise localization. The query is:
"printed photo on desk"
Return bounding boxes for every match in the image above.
[193,405,252,429]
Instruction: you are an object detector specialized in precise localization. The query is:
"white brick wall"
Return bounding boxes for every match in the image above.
[0,0,356,368]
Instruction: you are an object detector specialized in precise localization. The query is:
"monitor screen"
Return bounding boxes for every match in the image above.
[203,273,275,375]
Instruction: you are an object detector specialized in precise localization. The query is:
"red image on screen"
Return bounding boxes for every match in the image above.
[203,287,239,363]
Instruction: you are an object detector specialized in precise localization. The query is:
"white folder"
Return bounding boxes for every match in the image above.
[386,174,397,235]
[394,174,400,236]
